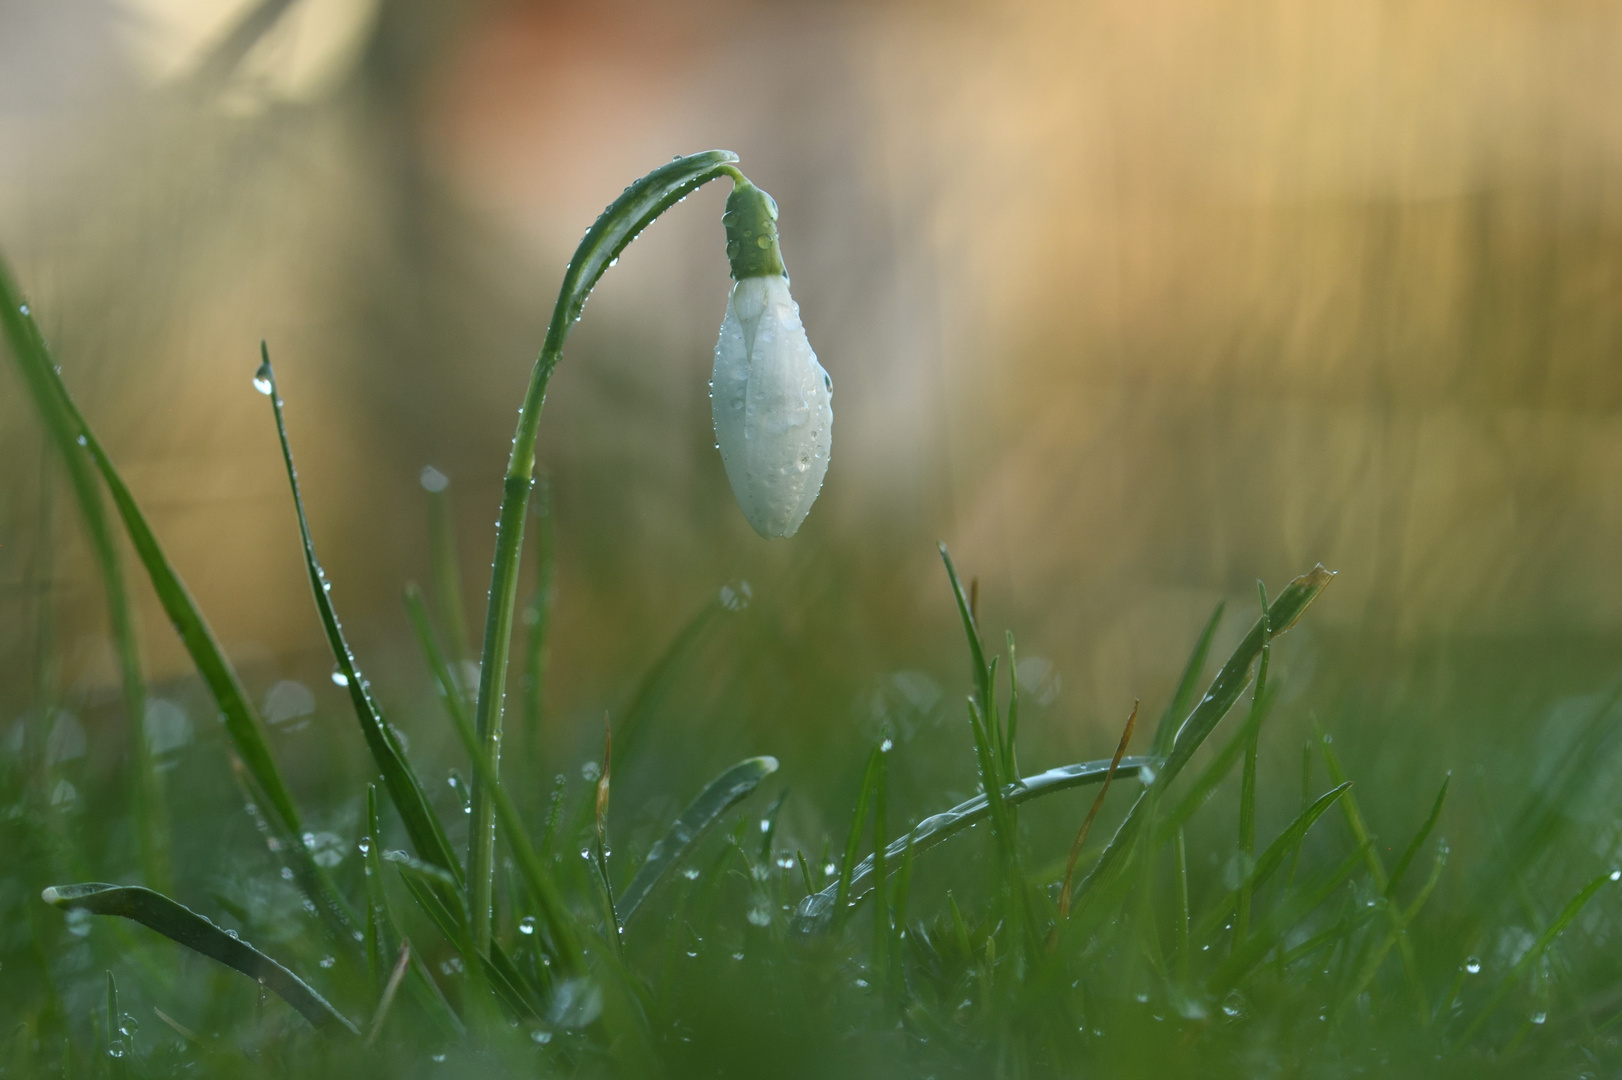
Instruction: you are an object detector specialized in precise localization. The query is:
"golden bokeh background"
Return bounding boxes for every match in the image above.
[3,0,1621,775]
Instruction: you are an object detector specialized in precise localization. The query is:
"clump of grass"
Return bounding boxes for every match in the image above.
[4,155,1622,1080]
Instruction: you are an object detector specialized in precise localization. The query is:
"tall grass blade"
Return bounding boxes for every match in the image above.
[0,269,345,931]
[938,544,993,720]
[468,150,743,952]
[619,756,779,923]
[834,747,883,925]
[260,350,462,882]
[0,258,167,892]
[1236,582,1271,944]
[42,884,357,1034]
[105,971,126,1078]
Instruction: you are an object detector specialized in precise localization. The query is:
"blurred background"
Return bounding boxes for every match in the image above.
[3,0,1622,855]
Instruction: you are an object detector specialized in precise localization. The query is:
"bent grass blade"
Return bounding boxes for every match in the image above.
[42,884,357,1034]
[796,754,1156,930]
[618,756,779,923]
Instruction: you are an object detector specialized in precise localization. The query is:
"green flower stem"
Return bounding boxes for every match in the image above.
[467,150,744,950]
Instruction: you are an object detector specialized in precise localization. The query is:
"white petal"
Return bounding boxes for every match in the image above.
[711,276,832,538]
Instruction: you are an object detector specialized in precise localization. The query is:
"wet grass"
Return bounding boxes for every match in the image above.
[7,187,1622,1078]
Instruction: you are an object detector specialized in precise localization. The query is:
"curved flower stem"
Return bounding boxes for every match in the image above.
[467,150,744,950]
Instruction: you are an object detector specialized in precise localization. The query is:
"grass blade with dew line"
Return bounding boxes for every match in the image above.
[1,259,168,892]
[402,585,584,980]
[796,754,1155,930]
[834,746,883,927]
[260,349,463,884]
[468,150,744,954]
[1151,685,1271,847]
[1073,566,1334,916]
[42,885,357,1034]
[1150,601,1225,760]
[1236,581,1272,945]
[1458,868,1615,1047]
[1386,773,1450,900]
[1191,781,1352,941]
[362,785,395,995]
[1,271,349,935]
[1316,722,1429,1023]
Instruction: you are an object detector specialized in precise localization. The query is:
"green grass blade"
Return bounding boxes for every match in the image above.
[1387,774,1450,900]
[1,259,167,892]
[105,971,126,1078]
[426,477,475,673]
[1174,828,1191,984]
[1073,565,1333,915]
[796,754,1154,928]
[0,272,347,932]
[42,884,357,1034]
[872,742,891,976]
[1236,583,1271,944]
[1192,781,1351,940]
[1459,869,1614,1046]
[363,785,393,995]
[468,150,743,953]
[1150,601,1225,759]
[1152,691,1270,846]
[618,756,779,923]
[1318,725,1428,1020]
[1003,631,1021,779]
[261,351,462,883]
[834,747,883,923]
[1161,566,1333,783]
[938,543,992,721]
[402,585,584,975]
[613,598,721,763]
[1341,835,1449,1013]
[1205,840,1370,995]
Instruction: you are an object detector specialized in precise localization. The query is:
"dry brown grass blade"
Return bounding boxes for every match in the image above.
[1056,701,1139,924]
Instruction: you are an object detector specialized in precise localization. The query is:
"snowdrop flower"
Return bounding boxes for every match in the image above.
[711,179,832,539]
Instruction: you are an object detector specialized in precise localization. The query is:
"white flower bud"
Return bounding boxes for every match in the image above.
[711,274,833,538]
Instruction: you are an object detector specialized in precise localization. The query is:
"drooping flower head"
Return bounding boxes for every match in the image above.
[711,178,833,539]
